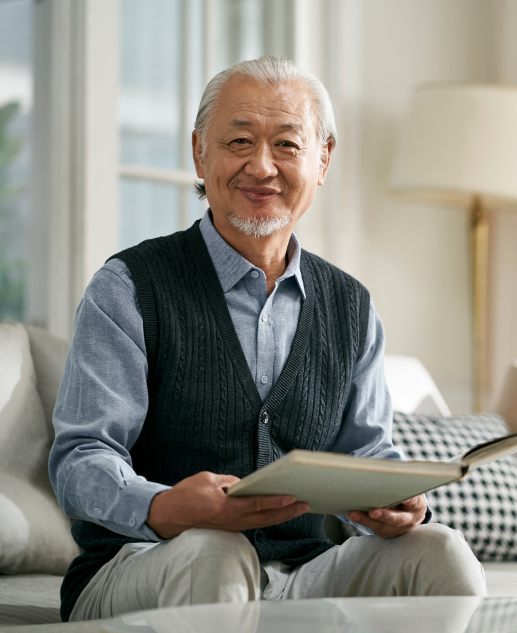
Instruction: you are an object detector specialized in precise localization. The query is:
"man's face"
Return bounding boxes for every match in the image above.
[193,75,332,238]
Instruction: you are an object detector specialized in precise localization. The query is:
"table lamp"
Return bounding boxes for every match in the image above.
[390,84,517,412]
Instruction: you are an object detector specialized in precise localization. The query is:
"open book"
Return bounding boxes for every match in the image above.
[227,434,517,515]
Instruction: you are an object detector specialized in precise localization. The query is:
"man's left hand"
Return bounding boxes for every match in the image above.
[347,494,427,539]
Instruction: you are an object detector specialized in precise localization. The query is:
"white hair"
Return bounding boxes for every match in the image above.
[194,55,337,199]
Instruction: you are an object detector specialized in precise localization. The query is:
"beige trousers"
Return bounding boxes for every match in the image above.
[69,523,487,621]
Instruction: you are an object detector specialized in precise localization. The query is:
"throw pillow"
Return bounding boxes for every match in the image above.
[340,412,517,561]
[26,325,70,440]
[0,322,80,574]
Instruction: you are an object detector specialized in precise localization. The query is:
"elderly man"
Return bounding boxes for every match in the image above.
[50,56,486,622]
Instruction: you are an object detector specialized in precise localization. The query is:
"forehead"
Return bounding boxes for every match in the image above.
[211,75,317,136]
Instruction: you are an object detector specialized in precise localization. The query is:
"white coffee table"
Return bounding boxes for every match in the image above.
[3,597,515,632]
[97,597,517,633]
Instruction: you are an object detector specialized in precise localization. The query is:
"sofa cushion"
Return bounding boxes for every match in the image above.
[26,325,69,439]
[0,322,80,574]
[0,604,61,626]
[0,573,62,607]
[340,412,517,562]
[483,562,517,597]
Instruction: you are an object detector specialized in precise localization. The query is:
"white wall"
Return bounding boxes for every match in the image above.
[295,0,366,282]
[489,0,517,411]
[360,0,495,412]
[297,0,499,412]
[29,0,514,406]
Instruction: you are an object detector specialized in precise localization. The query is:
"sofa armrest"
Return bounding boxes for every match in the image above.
[25,325,69,436]
[384,355,451,416]
[496,361,517,433]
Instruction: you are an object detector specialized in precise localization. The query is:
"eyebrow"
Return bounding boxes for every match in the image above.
[229,119,253,128]
[228,119,303,133]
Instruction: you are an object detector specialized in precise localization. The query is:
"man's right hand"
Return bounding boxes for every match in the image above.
[146,471,309,540]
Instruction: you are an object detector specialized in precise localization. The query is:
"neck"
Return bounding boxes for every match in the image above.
[210,211,292,295]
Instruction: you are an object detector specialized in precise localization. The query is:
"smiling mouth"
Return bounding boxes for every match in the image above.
[236,187,282,202]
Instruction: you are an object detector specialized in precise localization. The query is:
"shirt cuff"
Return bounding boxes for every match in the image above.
[337,515,375,536]
[421,505,433,525]
[94,479,171,541]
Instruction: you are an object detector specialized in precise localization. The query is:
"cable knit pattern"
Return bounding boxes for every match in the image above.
[60,221,370,621]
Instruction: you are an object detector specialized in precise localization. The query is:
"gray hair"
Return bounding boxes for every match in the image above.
[193,55,337,200]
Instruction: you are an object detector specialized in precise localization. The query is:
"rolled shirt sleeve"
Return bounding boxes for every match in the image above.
[48,259,169,541]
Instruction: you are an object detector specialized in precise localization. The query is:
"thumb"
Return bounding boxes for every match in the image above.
[214,474,241,490]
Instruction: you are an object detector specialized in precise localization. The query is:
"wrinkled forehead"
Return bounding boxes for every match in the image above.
[211,75,319,139]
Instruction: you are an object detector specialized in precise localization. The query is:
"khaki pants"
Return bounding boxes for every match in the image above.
[69,523,487,621]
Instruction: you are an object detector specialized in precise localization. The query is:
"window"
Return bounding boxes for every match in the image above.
[0,0,33,321]
[24,0,320,337]
[118,0,291,249]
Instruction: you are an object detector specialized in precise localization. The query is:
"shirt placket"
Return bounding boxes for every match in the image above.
[256,281,277,401]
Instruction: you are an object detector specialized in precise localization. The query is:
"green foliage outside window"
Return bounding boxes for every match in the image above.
[0,101,25,322]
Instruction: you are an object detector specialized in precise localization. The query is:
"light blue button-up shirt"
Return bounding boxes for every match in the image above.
[49,210,407,542]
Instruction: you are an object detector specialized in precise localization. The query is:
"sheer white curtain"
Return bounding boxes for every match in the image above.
[27,0,361,338]
[118,0,273,249]
[0,0,33,323]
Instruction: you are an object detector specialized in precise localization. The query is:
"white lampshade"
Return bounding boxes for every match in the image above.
[391,84,517,206]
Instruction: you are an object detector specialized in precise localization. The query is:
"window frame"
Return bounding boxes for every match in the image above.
[30,0,119,339]
[29,0,363,338]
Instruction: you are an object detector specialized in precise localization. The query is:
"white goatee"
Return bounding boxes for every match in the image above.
[228,212,292,239]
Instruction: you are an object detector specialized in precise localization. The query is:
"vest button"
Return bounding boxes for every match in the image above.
[261,412,269,424]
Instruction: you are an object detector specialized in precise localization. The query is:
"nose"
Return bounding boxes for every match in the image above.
[243,141,278,180]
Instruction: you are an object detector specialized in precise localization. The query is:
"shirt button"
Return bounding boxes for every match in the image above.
[261,412,269,424]
[261,375,268,384]
[262,313,268,322]
[129,517,136,527]
[251,270,259,278]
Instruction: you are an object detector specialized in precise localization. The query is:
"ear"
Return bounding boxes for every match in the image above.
[317,139,334,186]
[192,131,205,179]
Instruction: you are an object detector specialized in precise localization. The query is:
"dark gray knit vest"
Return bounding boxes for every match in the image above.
[60,220,370,621]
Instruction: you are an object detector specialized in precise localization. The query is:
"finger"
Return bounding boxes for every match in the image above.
[242,502,310,529]
[371,497,427,525]
[198,502,309,533]
[367,507,416,525]
[392,495,424,510]
[236,494,298,513]
[213,474,241,489]
[347,511,408,538]
[401,495,420,508]
[349,508,424,538]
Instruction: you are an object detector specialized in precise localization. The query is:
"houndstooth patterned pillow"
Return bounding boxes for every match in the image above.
[465,597,517,633]
[340,413,517,561]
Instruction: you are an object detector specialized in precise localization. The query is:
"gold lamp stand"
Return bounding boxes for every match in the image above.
[391,86,517,414]
[470,196,489,413]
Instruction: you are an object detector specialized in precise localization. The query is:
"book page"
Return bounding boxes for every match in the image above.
[228,451,463,515]
[455,433,517,469]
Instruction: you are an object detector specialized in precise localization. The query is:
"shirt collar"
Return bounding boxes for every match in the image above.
[199,210,306,299]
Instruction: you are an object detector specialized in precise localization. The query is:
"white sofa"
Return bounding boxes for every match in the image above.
[382,354,517,598]
[1,322,517,628]
[0,323,78,627]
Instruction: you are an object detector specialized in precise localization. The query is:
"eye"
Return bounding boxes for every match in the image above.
[231,138,251,145]
[278,141,297,149]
